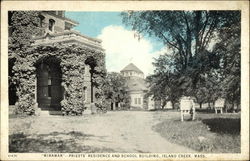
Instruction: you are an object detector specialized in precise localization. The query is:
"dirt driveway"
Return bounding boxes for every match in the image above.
[9,111,195,153]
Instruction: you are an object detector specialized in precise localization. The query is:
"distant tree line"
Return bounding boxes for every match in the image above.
[122,11,240,111]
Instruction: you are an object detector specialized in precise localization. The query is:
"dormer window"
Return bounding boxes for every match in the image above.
[49,19,55,32]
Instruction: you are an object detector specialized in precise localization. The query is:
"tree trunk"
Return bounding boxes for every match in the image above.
[199,102,202,109]
[232,102,236,113]
[171,100,175,109]
[162,99,166,109]
[111,102,113,111]
[236,103,240,112]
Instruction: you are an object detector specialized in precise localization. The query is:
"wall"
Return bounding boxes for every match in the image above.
[41,13,66,33]
[121,71,144,79]
[130,91,144,108]
[147,96,155,110]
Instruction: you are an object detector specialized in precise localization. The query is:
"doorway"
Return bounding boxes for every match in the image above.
[36,58,62,111]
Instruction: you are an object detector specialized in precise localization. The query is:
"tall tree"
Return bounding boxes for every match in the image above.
[122,11,240,106]
[146,53,180,109]
[213,11,241,110]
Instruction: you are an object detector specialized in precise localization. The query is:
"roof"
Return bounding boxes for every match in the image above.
[43,11,79,26]
[120,63,144,74]
[125,78,148,92]
[32,30,104,52]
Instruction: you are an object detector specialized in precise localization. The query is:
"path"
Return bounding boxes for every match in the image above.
[9,111,195,153]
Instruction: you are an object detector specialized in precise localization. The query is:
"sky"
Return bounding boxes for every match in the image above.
[65,12,167,76]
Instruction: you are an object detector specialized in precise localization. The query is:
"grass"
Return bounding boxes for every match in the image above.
[152,112,240,153]
[8,114,117,153]
[9,131,115,153]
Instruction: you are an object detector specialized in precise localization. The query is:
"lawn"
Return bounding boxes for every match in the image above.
[152,111,241,153]
[9,131,115,153]
[8,114,117,153]
[8,110,241,153]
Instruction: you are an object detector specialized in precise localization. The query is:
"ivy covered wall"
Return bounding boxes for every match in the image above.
[12,44,106,115]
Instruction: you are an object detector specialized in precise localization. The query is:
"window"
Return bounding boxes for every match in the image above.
[134,98,137,104]
[138,98,141,104]
[48,85,52,97]
[39,15,45,27]
[49,19,55,32]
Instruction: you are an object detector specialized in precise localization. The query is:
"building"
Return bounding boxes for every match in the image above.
[120,63,160,110]
[8,11,105,115]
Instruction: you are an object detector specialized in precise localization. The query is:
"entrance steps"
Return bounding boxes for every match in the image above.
[36,108,62,116]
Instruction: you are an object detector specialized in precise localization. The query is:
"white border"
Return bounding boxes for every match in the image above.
[1,1,249,160]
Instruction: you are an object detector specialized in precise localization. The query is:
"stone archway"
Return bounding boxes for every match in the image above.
[36,57,63,111]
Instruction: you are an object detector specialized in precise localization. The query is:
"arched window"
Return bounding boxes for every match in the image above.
[49,19,55,32]
[39,15,45,27]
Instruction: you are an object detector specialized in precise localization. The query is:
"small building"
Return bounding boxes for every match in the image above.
[120,63,159,110]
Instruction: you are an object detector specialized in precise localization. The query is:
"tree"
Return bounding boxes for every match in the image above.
[122,11,240,107]
[213,11,241,111]
[102,72,131,110]
[146,53,181,109]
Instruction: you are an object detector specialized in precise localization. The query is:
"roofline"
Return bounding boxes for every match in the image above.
[33,30,102,43]
[120,69,144,73]
[42,11,79,26]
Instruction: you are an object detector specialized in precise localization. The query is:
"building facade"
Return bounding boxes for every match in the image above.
[9,11,105,115]
[120,63,160,110]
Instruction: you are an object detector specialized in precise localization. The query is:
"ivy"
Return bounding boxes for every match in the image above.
[9,11,107,115]
[12,44,106,115]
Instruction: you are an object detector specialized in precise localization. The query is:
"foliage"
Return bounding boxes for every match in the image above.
[122,11,240,108]
[146,54,180,109]
[9,11,107,115]
[102,72,131,110]
[8,11,43,115]
[12,44,106,115]
[213,12,241,108]
[8,11,43,58]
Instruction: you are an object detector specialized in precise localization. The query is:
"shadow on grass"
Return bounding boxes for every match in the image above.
[9,131,115,153]
[152,115,241,153]
[195,108,215,113]
[202,118,240,135]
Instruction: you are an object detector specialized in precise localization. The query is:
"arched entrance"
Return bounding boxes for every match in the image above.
[36,57,63,111]
[84,57,97,104]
